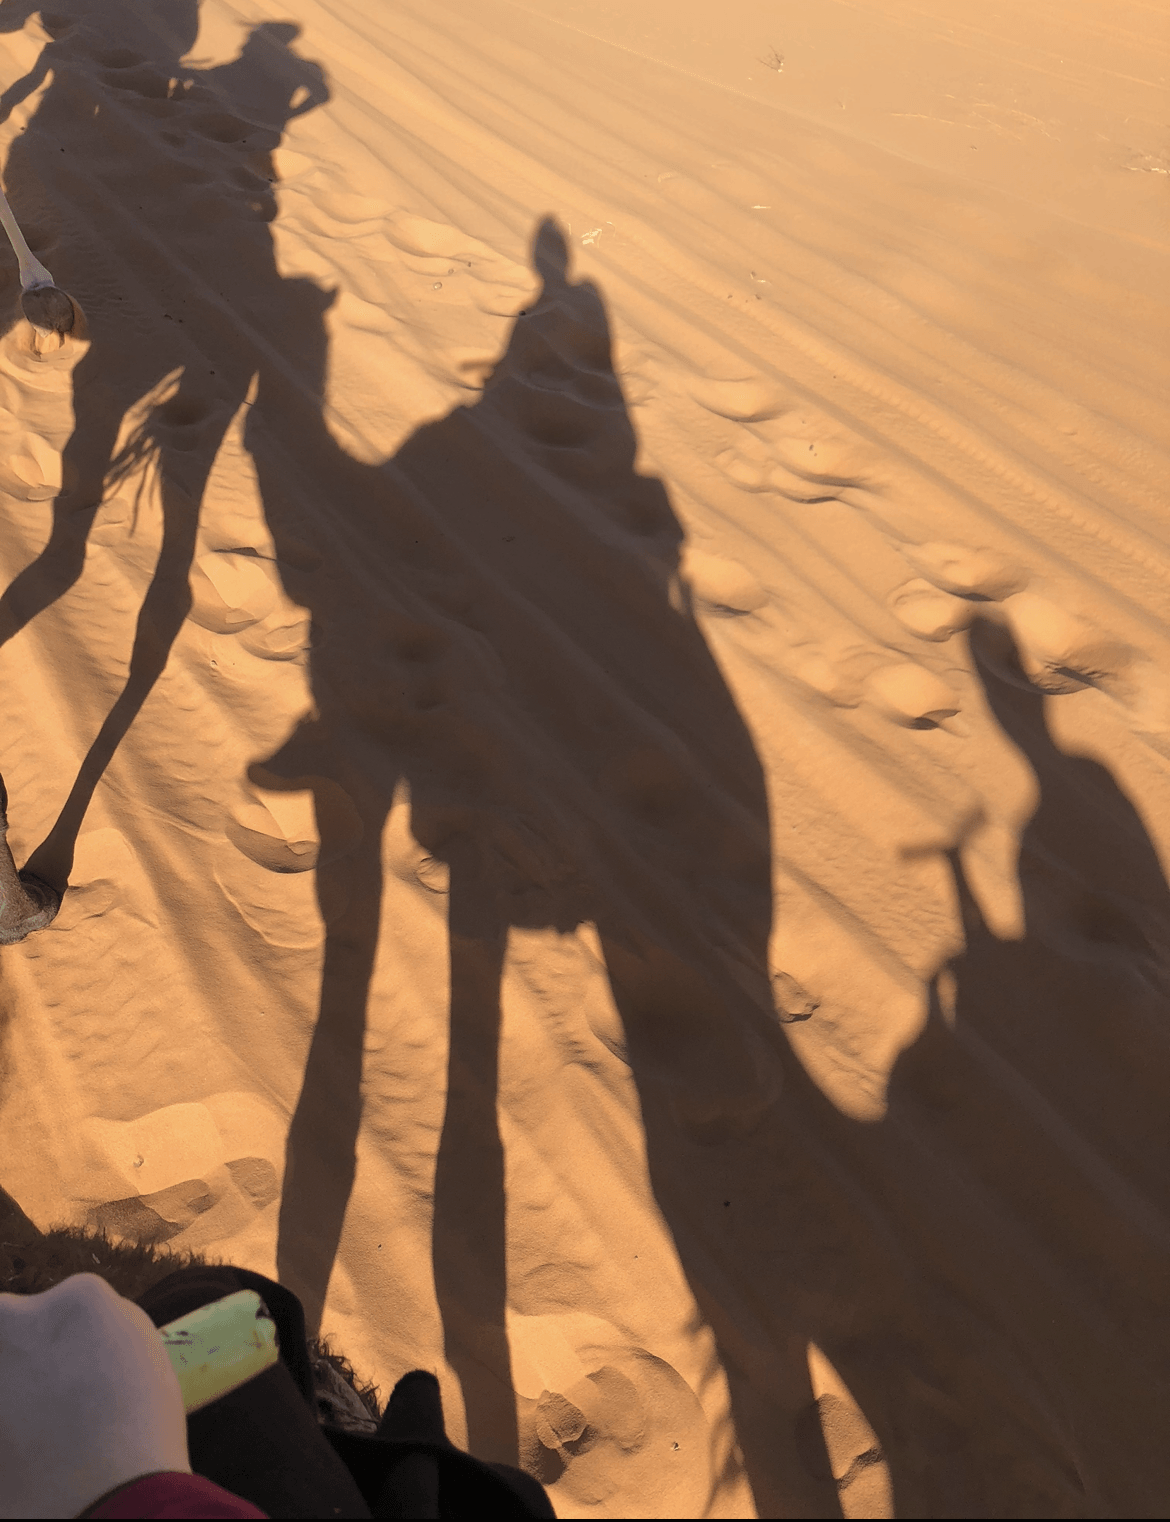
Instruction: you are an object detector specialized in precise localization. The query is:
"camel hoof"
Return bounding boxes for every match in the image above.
[21,284,76,339]
[0,873,62,944]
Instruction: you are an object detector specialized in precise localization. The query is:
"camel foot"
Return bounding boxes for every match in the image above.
[22,283,76,339]
[0,872,62,944]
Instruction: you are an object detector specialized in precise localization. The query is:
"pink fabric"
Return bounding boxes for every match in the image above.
[86,1470,268,1518]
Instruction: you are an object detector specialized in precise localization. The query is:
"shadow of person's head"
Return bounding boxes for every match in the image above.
[967,610,1170,955]
[251,20,302,48]
[239,19,305,65]
[532,215,570,292]
[475,215,684,572]
[966,612,1061,765]
[195,12,328,132]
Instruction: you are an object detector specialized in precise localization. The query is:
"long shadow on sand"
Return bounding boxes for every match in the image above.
[0,6,837,1506]
[762,618,1170,1515]
[251,215,807,1487]
[0,0,327,889]
[2,7,1168,1515]
[258,215,1170,1510]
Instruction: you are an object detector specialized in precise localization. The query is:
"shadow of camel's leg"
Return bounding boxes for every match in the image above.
[0,499,95,649]
[23,433,220,892]
[0,352,130,931]
[431,848,517,1463]
[276,818,385,1339]
[0,334,128,650]
[0,464,119,652]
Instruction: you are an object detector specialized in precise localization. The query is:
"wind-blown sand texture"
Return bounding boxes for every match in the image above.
[0,0,1167,1515]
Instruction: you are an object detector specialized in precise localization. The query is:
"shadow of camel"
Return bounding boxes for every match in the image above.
[0,0,328,894]
[4,8,1166,1515]
[752,616,1170,1515]
[0,10,858,1506]
[251,215,803,1488]
[251,241,1170,1509]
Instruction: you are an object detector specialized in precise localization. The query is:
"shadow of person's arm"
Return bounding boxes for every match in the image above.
[943,843,991,951]
[286,62,329,121]
[0,50,49,126]
[901,811,996,966]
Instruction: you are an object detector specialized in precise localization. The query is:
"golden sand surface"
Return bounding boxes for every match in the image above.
[0,1,1166,1514]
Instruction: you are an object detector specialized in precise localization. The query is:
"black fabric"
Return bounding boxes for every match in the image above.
[137,1266,369,1519]
[136,1266,554,1520]
[324,1426,556,1519]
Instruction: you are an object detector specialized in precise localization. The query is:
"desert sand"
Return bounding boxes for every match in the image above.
[0,0,1167,1514]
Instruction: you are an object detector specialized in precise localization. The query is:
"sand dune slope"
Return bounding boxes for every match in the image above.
[0,0,1167,1515]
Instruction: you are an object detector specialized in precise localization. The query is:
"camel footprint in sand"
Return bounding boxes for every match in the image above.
[688,375,877,503]
[512,1317,712,1515]
[890,540,1166,735]
[880,538,1158,734]
[71,1097,287,1252]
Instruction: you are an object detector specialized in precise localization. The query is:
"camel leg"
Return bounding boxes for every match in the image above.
[0,778,60,943]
